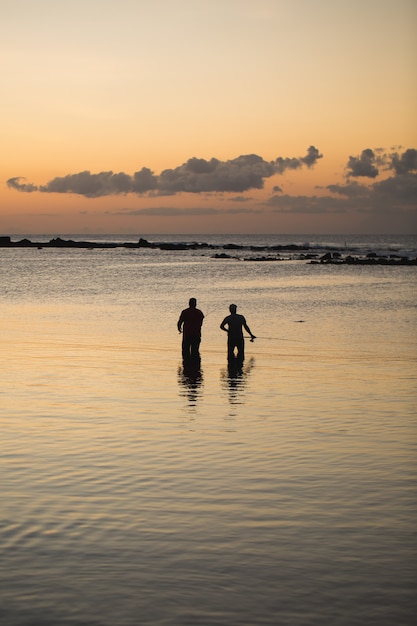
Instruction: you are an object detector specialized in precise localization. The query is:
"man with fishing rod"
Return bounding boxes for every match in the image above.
[220,303,256,362]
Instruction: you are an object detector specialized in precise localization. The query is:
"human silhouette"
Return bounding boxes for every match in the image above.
[220,304,256,361]
[177,297,204,360]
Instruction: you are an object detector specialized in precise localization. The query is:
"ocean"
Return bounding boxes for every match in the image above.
[1,234,416,625]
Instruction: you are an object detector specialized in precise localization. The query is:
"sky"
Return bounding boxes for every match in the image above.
[1,0,416,235]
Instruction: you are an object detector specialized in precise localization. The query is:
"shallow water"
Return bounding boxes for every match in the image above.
[1,239,416,625]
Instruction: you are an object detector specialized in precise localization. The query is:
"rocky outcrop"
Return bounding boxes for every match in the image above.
[0,236,416,264]
[313,252,417,265]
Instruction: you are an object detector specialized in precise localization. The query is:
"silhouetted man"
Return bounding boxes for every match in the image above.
[220,303,255,361]
[177,298,204,360]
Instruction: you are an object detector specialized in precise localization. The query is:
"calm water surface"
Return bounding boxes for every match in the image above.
[1,237,416,625]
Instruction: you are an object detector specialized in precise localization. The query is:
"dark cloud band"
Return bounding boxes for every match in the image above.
[7,147,322,198]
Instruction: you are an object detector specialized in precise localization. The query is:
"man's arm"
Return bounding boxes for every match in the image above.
[243,320,256,340]
[177,312,184,333]
[220,317,228,332]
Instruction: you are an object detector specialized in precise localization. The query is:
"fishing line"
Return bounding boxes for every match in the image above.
[204,307,307,342]
[244,335,306,343]
[203,306,221,317]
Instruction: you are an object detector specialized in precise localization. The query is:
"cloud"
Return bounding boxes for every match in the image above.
[345,147,417,180]
[275,145,323,174]
[111,206,262,216]
[372,173,417,204]
[389,148,417,175]
[267,194,347,214]
[6,177,38,192]
[230,195,253,202]
[157,154,274,193]
[346,149,379,178]
[7,146,415,226]
[267,147,417,216]
[6,147,322,198]
[132,167,159,193]
[325,181,370,198]
[39,171,135,197]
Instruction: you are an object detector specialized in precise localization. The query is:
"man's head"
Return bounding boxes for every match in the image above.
[229,303,237,313]
[189,298,197,308]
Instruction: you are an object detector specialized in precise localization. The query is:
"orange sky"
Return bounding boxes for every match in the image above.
[1,0,416,234]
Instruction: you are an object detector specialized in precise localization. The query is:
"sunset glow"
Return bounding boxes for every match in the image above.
[1,0,416,234]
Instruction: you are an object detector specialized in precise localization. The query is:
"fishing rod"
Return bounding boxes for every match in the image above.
[203,305,306,342]
[203,305,221,317]
[244,335,306,343]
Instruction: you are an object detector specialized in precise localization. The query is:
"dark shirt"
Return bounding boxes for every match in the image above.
[178,307,204,337]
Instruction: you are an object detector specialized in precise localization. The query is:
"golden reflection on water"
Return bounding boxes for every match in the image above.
[1,279,416,626]
[220,357,255,406]
[178,359,203,408]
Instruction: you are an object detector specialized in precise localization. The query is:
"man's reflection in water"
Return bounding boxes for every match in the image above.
[221,356,255,405]
[178,357,203,407]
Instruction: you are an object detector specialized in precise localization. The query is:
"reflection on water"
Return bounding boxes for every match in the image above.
[221,357,255,405]
[178,357,203,406]
[1,244,416,626]
[178,356,256,412]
